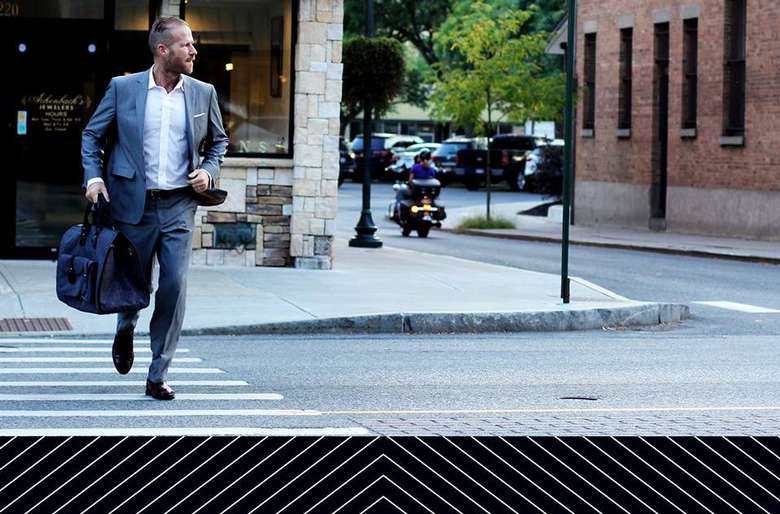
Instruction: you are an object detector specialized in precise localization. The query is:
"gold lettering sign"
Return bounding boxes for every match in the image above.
[21,93,93,134]
[0,1,19,17]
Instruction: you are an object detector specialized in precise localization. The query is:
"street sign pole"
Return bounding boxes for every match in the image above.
[561,0,577,303]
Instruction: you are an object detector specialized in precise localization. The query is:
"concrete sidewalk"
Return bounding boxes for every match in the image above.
[446,201,780,263]
[0,239,687,336]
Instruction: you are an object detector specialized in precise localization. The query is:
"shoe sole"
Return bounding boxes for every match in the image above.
[145,389,175,400]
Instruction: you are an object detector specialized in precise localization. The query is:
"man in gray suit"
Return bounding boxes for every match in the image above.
[82,17,228,399]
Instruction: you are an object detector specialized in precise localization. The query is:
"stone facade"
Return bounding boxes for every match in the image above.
[192,0,343,267]
[574,0,780,239]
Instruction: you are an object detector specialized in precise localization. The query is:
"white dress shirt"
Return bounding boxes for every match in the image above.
[143,66,189,190]
[87,66,195,191]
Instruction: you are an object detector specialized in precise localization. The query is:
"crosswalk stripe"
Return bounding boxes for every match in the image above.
[0,339,151,344]
[0,357,202,363]
[693,301,780,313]
[0,368,223,374]
[0,409,320,417]
[0,427,371,436]
[0,380,248,387]
[0,348,190,353]
[0,393,283,401]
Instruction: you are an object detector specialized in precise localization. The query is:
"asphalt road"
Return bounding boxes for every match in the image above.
[0,332,777,435]
[0,182,776,436]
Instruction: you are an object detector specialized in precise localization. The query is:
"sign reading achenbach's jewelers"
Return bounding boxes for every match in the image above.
[20,93,92,134]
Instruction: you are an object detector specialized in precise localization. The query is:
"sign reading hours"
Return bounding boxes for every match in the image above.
[20,93,93,135]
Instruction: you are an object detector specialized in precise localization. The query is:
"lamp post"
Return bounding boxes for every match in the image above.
[561,0,576,303]
[349,0,383,248]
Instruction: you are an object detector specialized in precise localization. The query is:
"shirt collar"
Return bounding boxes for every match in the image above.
[148,65,184,91]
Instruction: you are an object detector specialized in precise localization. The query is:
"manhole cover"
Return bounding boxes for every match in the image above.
[0,318,72,332]
[559,396,599,401]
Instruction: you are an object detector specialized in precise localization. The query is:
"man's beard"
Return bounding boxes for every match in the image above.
[166,54,191,75]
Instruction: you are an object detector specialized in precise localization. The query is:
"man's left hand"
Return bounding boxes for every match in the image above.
[187,169,211,192]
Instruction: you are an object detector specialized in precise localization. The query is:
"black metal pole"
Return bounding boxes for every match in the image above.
[349,0,382,248]
[561,0,577,303]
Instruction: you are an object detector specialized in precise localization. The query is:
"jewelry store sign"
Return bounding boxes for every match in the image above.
[20,93,92,134]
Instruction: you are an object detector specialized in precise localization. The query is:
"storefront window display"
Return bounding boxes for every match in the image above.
[184,0,294,155]
[1,0,297,257]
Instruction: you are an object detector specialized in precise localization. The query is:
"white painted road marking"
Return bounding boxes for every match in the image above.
[0,368,223,374]
[0,409,320,417]
[0,357,202,363]
[0,393,283,401]
[0,380,249,387]
[693,301,780,313]
[0,339,151,344]
[0,428,371,436]
[0,348,190,353]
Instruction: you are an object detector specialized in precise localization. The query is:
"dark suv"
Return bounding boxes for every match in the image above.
[431,138,478,185]
[350,133,423,180]
[455,134,546,190]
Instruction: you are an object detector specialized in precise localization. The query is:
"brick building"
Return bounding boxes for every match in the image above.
[571,0,780,239]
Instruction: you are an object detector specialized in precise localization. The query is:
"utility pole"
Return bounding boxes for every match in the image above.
[561,0,577,303]
[349,0,382,248]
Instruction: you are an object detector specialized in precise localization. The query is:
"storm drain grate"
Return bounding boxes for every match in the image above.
[0,318,73,332]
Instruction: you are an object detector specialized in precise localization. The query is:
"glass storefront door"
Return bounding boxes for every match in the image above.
[1,14,107,258]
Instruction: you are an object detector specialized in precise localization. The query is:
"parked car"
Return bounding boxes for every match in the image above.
[385,142,441,181]
[350,133,424,181]
[455,134,547,191]
[431,138,479,185]
[523,139,564,195]
[338,137,356,186]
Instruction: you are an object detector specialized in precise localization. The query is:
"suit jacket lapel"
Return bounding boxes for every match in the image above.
[135,71,148,170]
[182,76,196,166]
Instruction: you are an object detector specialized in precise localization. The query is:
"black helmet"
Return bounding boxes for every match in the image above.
[418,150,432,161]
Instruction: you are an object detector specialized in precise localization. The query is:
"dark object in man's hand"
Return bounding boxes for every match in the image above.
[190,187,228,206]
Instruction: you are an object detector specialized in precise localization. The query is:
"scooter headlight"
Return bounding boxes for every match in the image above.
[411,206,420,214]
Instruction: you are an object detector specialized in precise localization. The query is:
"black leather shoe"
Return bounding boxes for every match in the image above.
[112,330,134,375]
[145,380,176,400]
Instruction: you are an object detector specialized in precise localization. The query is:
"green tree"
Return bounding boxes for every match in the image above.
[344,0,453,113]
[431,0,564,218]
[341,36,406,136]
[518,0,566,33]
[342,1,565,123]
[344,0,453,67]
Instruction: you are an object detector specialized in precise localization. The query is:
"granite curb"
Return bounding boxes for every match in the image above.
[446,228,780,265]
[180,302,690,336]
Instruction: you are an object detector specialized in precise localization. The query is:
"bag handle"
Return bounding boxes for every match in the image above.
[80,194,112,245]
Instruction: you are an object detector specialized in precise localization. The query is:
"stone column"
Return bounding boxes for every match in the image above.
[290,0,343,270]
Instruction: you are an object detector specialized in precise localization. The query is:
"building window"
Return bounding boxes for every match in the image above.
[681,18,698,131]
[618,28,633,132]
[723,0,746,138]
[184,0,295,156]
[583,33,597,132]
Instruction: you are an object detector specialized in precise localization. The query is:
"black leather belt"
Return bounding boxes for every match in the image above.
[146,187,189,200]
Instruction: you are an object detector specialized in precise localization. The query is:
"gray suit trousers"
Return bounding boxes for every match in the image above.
[115,191,197,383]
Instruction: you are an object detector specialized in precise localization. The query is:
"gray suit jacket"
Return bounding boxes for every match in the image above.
[82,70,229,224]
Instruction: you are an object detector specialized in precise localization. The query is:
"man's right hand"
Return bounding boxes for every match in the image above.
[85,181,110,204]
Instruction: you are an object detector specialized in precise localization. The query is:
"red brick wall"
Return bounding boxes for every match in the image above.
[575,0,780,192]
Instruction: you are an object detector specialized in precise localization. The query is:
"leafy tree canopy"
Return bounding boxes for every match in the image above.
[343,1,565,114]
[430,0,565,132]
[341,36,406,130]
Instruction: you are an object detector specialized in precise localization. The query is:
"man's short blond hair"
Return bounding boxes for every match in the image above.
[148,16,190,55]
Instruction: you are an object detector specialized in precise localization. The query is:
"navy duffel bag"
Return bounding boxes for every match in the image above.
[56,197,150,314]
